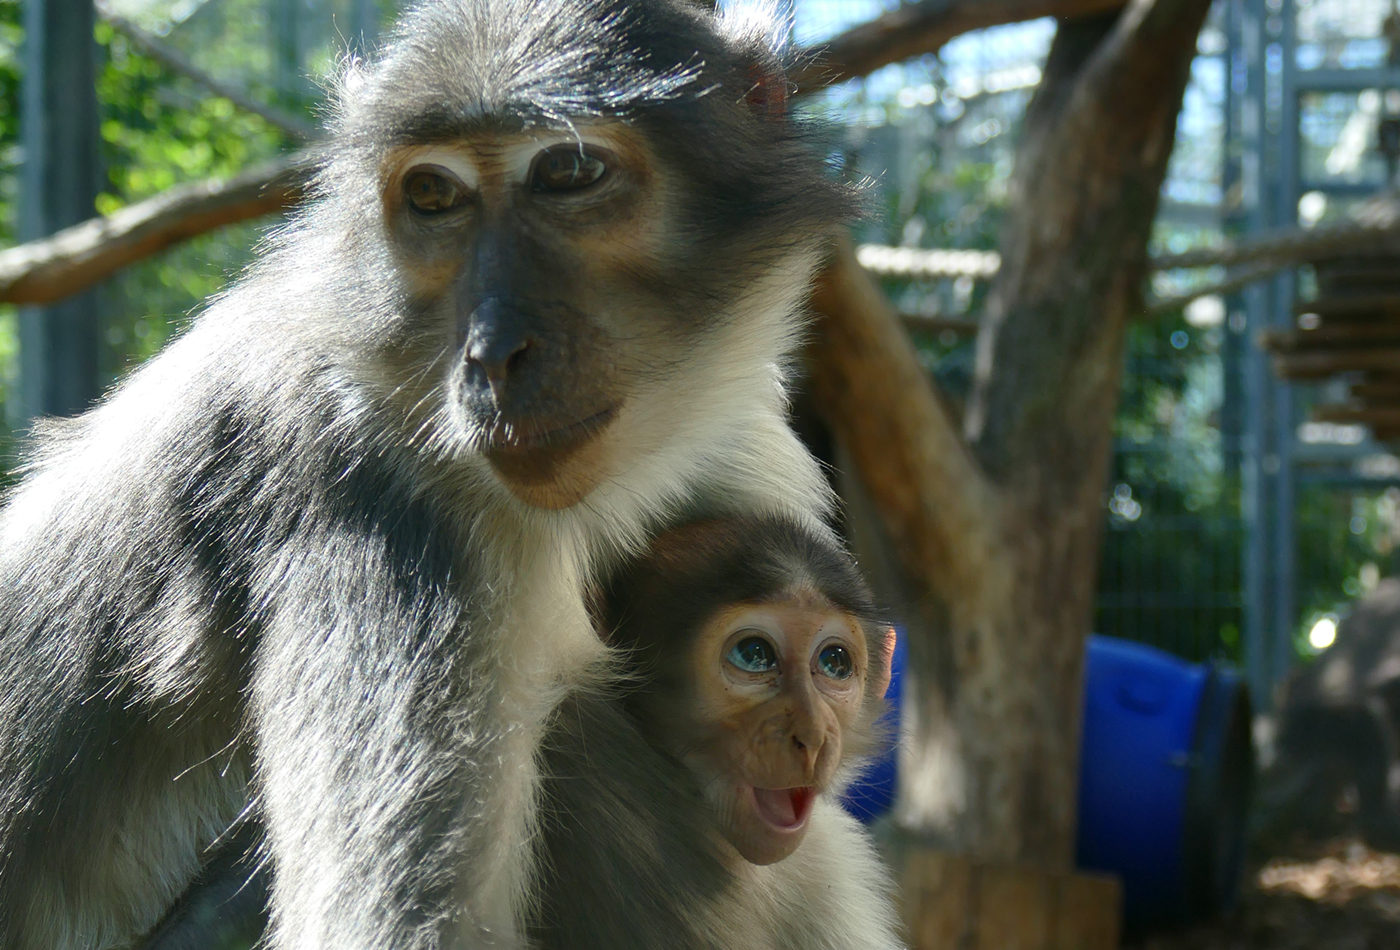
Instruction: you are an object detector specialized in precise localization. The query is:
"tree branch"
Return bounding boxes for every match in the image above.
[1154,221,1400,271]
[792,0,1127,92]
[96,1,317,142]
[806,235,1004,601]
[0,155,313,305]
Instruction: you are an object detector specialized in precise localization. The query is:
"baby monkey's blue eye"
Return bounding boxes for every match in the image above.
[728,636,778,673]
[817,644,854,680]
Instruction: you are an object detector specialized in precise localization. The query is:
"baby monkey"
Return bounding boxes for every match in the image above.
[139,517,903,950]
[532,515,903,950]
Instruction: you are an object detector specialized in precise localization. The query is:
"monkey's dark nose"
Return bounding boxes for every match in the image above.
[463,299,533,401]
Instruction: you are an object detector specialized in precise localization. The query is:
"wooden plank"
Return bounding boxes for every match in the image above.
[1352,380,1400,402]
[1054,871,1122,950]
[1317,260,1400,297]
[1261,324,1400,351]
[900,850,1122,950]
[978,864,1054,950]
[1294,293,1400,320]
[1273,348,1400,379]
[1312,405,1400,427]
[902,850,977,950]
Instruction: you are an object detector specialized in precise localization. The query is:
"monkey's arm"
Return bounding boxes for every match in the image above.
[247,505,506,950]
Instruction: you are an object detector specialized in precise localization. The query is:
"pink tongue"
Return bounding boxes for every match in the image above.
[752,787,800,827]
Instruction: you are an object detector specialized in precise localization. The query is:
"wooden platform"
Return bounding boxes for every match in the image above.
[1261,253,1400,442]
[899,850,1122,950]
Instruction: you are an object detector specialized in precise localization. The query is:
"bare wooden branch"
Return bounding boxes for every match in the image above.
[0,154,312,305]
[1145,264,1279,314]
[96,1,317,142]
[792,0,1128,92]
[1154,222,1400,272]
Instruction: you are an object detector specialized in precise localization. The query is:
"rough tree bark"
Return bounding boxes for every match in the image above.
[808,0,1212,869]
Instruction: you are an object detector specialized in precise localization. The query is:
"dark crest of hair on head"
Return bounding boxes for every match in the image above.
[300,0,856,271]
[599,516,887,656]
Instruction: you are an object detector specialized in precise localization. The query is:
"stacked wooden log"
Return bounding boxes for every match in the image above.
[1263,195,1400,441]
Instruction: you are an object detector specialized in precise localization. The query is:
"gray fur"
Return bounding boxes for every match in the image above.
[0,0,851,947]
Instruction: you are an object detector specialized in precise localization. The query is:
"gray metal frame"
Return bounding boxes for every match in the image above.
[1231,0,1400,708]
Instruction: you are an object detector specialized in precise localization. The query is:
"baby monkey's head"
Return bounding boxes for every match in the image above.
[598,517,893,866]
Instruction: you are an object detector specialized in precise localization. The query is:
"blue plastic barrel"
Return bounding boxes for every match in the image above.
[842,633,905,823]
[843,634,1252,934]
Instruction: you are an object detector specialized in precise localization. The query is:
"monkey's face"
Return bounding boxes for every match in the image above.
[332,0,854,513]
[682,590,870,866]
[378,125,680,509]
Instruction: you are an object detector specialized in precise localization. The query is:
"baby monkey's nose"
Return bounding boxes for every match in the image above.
[790,723,824,777]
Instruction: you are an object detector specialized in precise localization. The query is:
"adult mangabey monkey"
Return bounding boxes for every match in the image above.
[531,517,904,950]
[0,1,852,948]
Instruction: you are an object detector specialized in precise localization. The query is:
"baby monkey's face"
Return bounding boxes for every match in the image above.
[689,587,870,866]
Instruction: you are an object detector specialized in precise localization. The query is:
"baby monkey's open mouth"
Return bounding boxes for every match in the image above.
[750,786,816,831]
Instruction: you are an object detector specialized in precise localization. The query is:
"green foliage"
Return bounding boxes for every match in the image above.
[94,21,292,381]
[97,23,288,205]
[0,9,298,468]
[1098,312,1244,663]
[0,0,24,464]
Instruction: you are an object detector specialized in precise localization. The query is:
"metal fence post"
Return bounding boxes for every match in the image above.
[16,0,102,425]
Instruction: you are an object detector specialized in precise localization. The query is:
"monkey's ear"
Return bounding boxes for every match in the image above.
[745,64,788,120]
[714,1,793,119]
[871,626,896,700]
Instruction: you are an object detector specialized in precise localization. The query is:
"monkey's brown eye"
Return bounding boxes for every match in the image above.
[817,644,854,680]
[404,169,467,215]
[531,146,608,192]
[728,636,778,674]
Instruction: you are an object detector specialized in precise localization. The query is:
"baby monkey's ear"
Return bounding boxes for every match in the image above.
[713,0,794,119]
[871,626,896,701]
[746,63,788,119]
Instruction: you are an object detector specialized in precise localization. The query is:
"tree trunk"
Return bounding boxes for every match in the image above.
[807,0,1211,869]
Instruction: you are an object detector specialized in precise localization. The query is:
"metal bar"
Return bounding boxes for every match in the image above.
[1238,0,1274,709]
[14,0,102,426]
[1269,0,1299,698]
